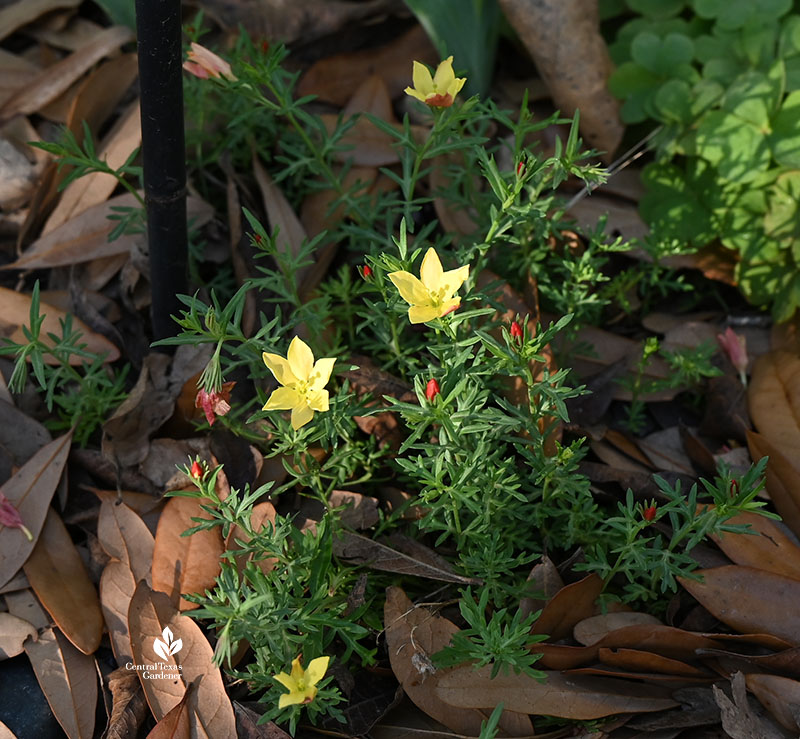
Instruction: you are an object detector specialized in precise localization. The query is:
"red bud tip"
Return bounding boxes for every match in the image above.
[516,161,525,178]
[643,505,657,522]
[510,321,523,340]
[254,234,263,244]
[190,461,203,479]
[729,479,740,498]
[425,378,440,402]
[362,265,373,279]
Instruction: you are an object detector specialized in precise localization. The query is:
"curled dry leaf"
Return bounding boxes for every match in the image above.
[146,680,197,739]
[679,566,800,646]
[748,351,800,461]
[497,0,623,158]
[573,612,662,647]
[151,495,225,611]
[519,555,563,619]
[23,508,104,655]
[713,671,789,739]
[383,586,533,736]
[98,499,155,581]
[436,664,677,719]
[107,667,148,739]
[0,611,36,659]
[597,647,711,678]
[0,431,72,590]
[128,582,236,736]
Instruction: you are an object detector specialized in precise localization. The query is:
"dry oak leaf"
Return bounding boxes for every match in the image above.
[107,667,149,739]
[748,350,800,462]
[0,611,36,659]
[384,586,533,736]
[128,582,236,737]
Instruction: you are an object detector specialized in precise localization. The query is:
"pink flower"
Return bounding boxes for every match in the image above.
[195,382,236,426]
[183,42,237,81]
[0,493,32,540]
[717,327,747,385]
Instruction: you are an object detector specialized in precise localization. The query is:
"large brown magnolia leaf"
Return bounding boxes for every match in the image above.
[151,495,224,611]
[748,351,800,461]
[497,0,623,158]
[747,431,800,538]
[0,431,72,589]
[436,665,677,719]
[23,508,104,655]
[128,582,236,736]
[383,586,533,736]
[708,509,800,581]
[679,566,800,645]
[5,590,96,739]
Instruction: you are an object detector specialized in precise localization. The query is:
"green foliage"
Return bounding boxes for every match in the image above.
[607,1,800,320]
[0,282,128,446]
[404,0,502,98]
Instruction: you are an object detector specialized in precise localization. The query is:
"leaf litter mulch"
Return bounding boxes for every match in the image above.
[1,1,800,738]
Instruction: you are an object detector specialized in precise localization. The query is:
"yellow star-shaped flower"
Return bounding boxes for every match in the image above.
[262,337,336,430]
[388,247,469,324]
[274,655,330,708]
[404,56,466,108]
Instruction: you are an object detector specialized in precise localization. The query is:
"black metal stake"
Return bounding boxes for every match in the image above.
[135,0,188,346]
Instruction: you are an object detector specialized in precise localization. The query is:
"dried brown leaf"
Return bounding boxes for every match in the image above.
[107,667,148,739]
[146,681,196,739]
[0,611,36,659]
[98,499,155,581]
[151,495,224,611]
[383,586,533,736]
[531,573,603,642]
[0,0,81,41]
[0,431,72,589]
[746,674,800,732]
[100,559,137,665]
[334,532,479,584]
[747,431,800,538]
[128,582,236,736]
[497,0,622,158]
[23,508,104,655]
[597,647,711,677]
[748,351,800,461]
[0,26,134,120]
[436,664,677,719]
[713,671,790,739]
[573,612,662,646]
[679,566,800,645]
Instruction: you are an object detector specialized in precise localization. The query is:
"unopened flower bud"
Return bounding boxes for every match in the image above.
[190,461,203,479]
[516,161,525,178]
[510,321,523,340]
[425,378,440,401]
[362,265,373,279]
[643,505,657,522]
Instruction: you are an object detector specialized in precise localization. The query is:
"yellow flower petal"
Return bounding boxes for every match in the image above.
[411,60,434,97]
[263,352,298,386]
[291,404,315,430]
[309,357,336,391]
[305,656,330,685]
[408,304,444,324]
[404,86,427,103]
[274,670,295,691]
[306,389,329,412]
[263,387,301,411]
[287,336,314,381]
[438,264,470,298]
[419,247,444,290]
[278,692,302,708]
[432,56,455,92]
[388,270,429,305]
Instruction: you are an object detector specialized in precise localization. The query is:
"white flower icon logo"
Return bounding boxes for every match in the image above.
[153,626,182,660]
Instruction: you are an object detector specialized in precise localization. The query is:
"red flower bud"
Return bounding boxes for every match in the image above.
[510,321,523,340]
[730,479,740,498]
[516,161,525,178]
[425,378,440,401]
[190,461,203,479]
[643,505,657,522]
[362,265,373,279]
